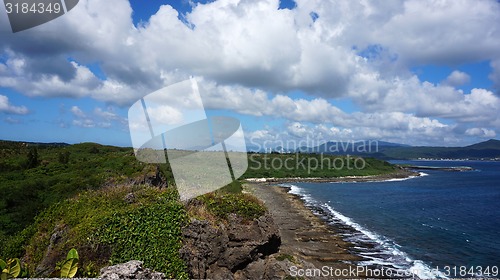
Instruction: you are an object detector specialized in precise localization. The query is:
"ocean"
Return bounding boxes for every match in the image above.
[285,160,500,279]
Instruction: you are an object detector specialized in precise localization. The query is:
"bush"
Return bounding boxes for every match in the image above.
[95,189,188,279]
[16,186,188,278]
[196,192,266,221]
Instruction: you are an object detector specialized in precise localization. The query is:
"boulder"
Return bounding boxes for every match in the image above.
[99,260,165,279]
[180,213,281,279]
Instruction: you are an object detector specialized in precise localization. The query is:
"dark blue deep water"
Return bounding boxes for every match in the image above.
[289,160,500,278]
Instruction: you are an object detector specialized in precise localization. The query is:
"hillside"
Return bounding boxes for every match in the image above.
[0,140,397,278]
[380,139,500,159]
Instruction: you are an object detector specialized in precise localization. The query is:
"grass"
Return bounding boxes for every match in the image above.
[191,192,266,223]
[242,153,396,178]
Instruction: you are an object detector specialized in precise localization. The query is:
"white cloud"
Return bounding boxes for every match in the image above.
[73,119,95,128]
[465,127,496,138]
[146,105,184,125]
[352,75,500,125]
[2,0,499,102]
[247,113,454,147]
[1,0,500,145]
[369,0,500,65]
[70,106,127,129]
[71,106,86,118]
[444,70,471,87]
[0,94,28,114]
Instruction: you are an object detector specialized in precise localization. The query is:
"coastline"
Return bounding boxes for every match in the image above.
[245,168,419,184]
[244,170,425,279]
[244,183,364,276]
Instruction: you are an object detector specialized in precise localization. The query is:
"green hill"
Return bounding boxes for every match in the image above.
[380,139,500,159]
[0,140,397,277]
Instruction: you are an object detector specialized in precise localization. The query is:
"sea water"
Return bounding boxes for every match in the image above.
[287,160,500,279]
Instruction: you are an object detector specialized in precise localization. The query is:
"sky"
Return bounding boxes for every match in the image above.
[1,0,500,148]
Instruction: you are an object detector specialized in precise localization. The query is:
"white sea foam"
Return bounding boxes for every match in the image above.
[326,172,429,183]
[284,183,447,279]
[381,172,429,182]
[324,202,447,279]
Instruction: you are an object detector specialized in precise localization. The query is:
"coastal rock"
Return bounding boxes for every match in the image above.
[180,212,281,279]
[99,260,165,279]
[234,255,320,280]
[34,224,68,276]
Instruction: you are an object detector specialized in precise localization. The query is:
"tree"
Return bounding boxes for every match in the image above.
[26,147,39,169]
[58,151,70,164]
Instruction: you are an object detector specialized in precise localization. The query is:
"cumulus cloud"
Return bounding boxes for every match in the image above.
[465,127,496,138]
[443,70,471,87]
[1,0,500,145]
[0,94,28,114]
[2,0,497,101]
[247,114,454,147]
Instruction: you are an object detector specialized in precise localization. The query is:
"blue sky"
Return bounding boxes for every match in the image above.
[1,0,500,148]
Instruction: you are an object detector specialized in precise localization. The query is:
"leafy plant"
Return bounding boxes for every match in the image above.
[0,258,21,280]
[79,261,99,278]
[96,189,189,279]
[59,248,79,278]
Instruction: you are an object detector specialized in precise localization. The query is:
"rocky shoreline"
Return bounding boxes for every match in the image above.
[245,168,419,184]
[244,169,426,279]
[245,183,362,271]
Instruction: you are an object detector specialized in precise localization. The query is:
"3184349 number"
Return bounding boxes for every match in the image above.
[439,266,498,277]
[5,2,62,14]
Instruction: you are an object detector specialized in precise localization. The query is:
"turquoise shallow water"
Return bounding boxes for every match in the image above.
[288,160,500,278]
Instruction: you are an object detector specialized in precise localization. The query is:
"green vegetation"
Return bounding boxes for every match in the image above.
[58,249,79,278]
[243,153,396,178]
[195,192,266,222]
[0,258,21,279]
[0,141,162,236]
[0,140,398,278]
[275,254,295,262]
[96,189,188,278]
[15,186,187,278]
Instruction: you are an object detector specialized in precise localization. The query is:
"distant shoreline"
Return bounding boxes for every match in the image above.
[244,168,420,184]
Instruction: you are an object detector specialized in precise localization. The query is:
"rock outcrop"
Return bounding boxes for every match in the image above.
[180,213,281,279]
[33,224,68,276]
[137,165,168,188]
[100,260,165,279]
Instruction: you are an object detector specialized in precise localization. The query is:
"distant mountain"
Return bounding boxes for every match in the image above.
[465,139,500,150]
[297,140,409,155]
[380,139,500,160]
[248,139,500,160]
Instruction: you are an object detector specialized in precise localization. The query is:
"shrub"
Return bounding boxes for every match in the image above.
[95,189,188,279]
[196,192,266,221]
